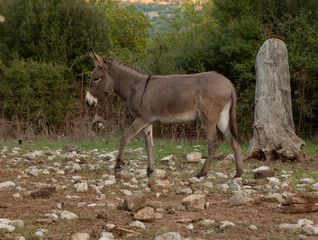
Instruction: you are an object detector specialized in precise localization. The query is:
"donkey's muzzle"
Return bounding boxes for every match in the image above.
[85,91,98,108]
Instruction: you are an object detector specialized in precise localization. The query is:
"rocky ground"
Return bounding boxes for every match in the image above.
[0,141,318,240]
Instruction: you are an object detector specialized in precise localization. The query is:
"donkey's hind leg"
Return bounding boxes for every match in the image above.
[196,122,218,178]
[143,124,154,177]
[115,118,149,172]
[230,136,244,178]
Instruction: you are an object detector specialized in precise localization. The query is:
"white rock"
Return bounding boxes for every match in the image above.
[155,232,183,240]
[215,172,229,179]
[300,178,315,184]
[0,181,16,190]
[71,232,90,240]
[121,189,132,196]
[302,224,318,236]
[35,228,48,237]
[60,210,78,220]
[99,231,114,240]
[312,183,318,191]
[217,183,229,192]
[129,220,146,229]
[252,166,271,172]
[26,167,40,177]
[105,223,116,231]
[0,223,15,232]
[74,181,88,192]
[267,177,281,187]
[186,223,194,230]
[154,169,166,178]
[298,219,314,227]
[161,155,174,162]
[220,221,235,230]
[181,194,206,211]
[16,236,26,240]
[180,187,193,195]
[229,190,253,206]
[199,219,216,227]
[186,152,202,163]
[45,213,59,221]
[279,223,299,230]
[249,225,258,230]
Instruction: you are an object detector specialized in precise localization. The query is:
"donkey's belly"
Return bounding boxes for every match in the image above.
[158,111,197,123]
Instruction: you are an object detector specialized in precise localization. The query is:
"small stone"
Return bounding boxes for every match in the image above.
[0,223,15,232]
[177,218,192,223]
[26,167,40,177]
[281,183,293,192]
[105,223,116,231]
[35,228,48,237]
[186,223,194,230]
[0,181,16,190]
[133,207,155,222]
[155,232,183,240]
[199,219,216,227]
[220,221,235,230]
[263,193,284,203]
[71,232,91,240]
[155,212,163,219]
[115,170,133,181]
[253,166,274,179]
[302,224,318,236]
[229,191,253,206]
[60,210,78,220]
[249,225,258,230]
[179,187,193,195]
[300,178,315,184]
[217,183,229,192]
[123,191,146,211]
[99,231,114,240]
[181,194,206,211]
[267,177,281,187]
[154,169,166,178]
[129,220,146,229]
[186,152,202,163]
[215,172,228,179]
[298,219,314,227]
[279,223,299,230]
[312,183,318,191]
[121,189,132,196]
[74,181,88,192]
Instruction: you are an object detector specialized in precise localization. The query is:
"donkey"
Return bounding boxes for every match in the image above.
[85,50,244,178]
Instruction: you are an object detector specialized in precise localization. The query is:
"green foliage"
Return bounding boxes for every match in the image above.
[145,0,318,138]
[100,0,151,65]
[0,58,75,125]
[0,0,111,72]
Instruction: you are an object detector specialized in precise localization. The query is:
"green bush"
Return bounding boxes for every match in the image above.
[0,58,75,125]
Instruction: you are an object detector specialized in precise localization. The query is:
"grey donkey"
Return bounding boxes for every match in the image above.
[85,50,244,178]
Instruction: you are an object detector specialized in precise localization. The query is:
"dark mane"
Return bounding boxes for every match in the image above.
[104,59,146,75]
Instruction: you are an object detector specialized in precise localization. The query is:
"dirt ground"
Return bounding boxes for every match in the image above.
[0,146,318,240]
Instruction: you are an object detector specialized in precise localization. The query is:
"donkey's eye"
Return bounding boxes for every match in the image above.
[93,77,101,82]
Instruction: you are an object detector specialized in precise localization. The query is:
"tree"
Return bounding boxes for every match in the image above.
[0,0,111,72]
[248,38,305,161]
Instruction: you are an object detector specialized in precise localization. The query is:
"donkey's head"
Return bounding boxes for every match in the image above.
[85,50,114,107]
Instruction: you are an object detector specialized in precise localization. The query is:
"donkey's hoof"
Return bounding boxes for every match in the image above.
[196,171,207,179]
[234,171,244,178]
[147,168,154,177]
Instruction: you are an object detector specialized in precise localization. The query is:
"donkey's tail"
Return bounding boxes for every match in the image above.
[217,88,241,144]
[229,88,241,144]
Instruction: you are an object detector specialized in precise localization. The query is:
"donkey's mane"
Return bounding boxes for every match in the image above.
[105,59,146,75]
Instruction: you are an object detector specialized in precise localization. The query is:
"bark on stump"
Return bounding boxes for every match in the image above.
[248,38,305,161]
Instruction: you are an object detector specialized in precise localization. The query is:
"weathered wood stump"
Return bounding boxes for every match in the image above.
[248,38,305,161]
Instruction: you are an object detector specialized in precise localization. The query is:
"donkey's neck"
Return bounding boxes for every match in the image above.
[109,63,147,101]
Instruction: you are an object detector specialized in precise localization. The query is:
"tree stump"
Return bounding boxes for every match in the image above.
[248,38,305,161]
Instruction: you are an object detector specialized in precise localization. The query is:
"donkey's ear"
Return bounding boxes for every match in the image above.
[87,49,107,69]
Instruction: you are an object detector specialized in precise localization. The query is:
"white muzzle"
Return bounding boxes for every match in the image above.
[85,92,98,107]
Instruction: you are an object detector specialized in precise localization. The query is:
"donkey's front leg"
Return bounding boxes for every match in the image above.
[143,124,154,177]
[115,118,149,172]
